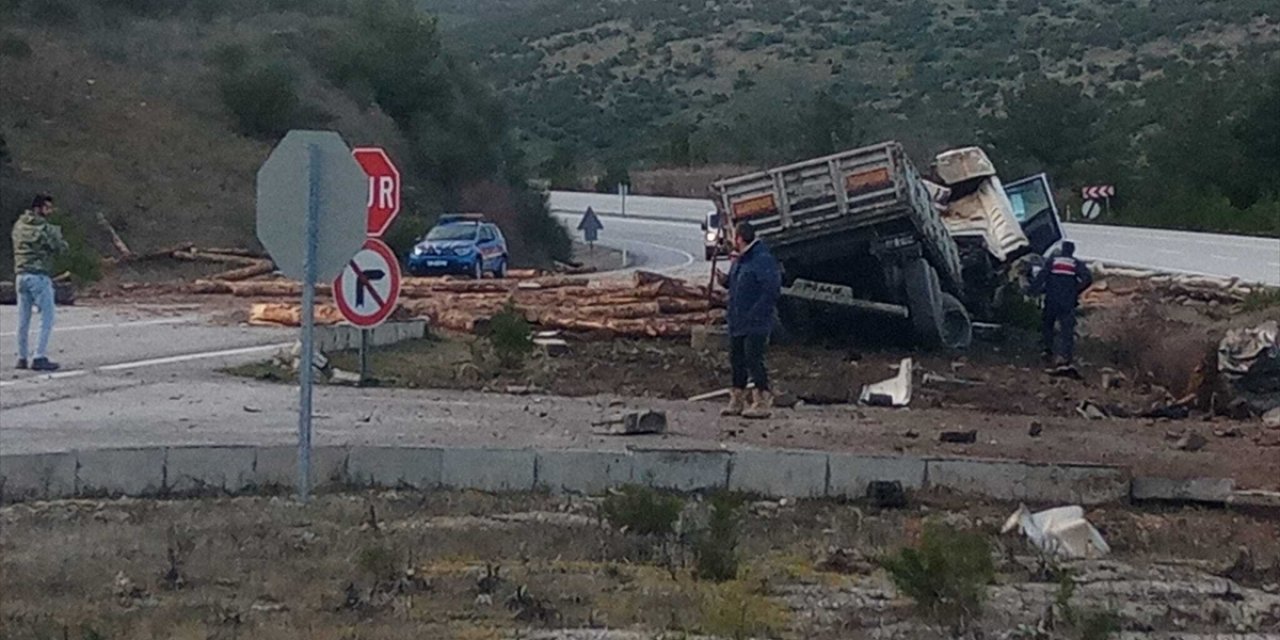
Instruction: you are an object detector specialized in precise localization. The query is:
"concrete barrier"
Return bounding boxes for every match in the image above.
[631,448,730,492]
[440,447,536,492]
[167,446,256,493]
[251,445,349,490]
[535,450,633,495]
[1131,476,1235,504]
[0,445,1141,506]
[0,452,76,502]
[729,449,827,497]
[828,453,927,499]
[77,448,166,496]
[315,320,427,353]
[926,458,1129,505]
[348,446,442,489]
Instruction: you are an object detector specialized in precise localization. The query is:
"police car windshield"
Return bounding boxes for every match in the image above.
[426,223,477,242]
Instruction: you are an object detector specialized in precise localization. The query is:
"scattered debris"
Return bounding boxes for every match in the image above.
[1028,421,1043,437]
[1000,504,1110,560]
[594,410,668,435]
[939,430,977,444]
[1047,364,1083,380]
[1174,431,1208,452]
[818,547,877,575]
[1213,425,1243,438]
[859,357,912,407]
[866,480,907,508]
[1218,320,1280,415]
[688,387,732,402]
[1100,367,1127,390]
[1076,400,1110,421]
[1264,407,1280,429]
[922,372,984,387]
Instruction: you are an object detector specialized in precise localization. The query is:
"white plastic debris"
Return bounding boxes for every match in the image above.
[1001,504,1110,560]
[859,357,913,407]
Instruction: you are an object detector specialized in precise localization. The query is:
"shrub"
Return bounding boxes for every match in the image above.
[693,492,743,582]
[50,214,101,284]
[356,544,398,581]
[487,302,533,369]
[601,485,683,537]
[881,522,994,630]
[698,578,790,639]
[217,61,302,139]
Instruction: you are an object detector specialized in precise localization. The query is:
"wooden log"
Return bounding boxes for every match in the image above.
[95,212,134,259]
[190,280,233,294]
[248,303,344,327]
[210,260,275,282]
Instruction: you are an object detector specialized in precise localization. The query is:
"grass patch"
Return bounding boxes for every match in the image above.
[1241,287,1280,312]
[487,301,534,369]
[601,485,683,537]
[693,491,744,582]
[697,577,790,639]
[881,521,994,631]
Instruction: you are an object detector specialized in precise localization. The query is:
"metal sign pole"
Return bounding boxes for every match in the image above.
[297,143,322,503]
[359,328,370,385]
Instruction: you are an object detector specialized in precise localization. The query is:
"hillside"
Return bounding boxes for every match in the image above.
[0,0,569,280]
[435,0,1278,163]
[421,0,1280,234]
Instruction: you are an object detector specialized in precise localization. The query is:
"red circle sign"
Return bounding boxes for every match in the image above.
[353,147,401,237]
[334,238,402,327]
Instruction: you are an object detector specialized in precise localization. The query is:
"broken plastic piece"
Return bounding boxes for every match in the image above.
[859,358,912,407]
[1001,504,1110,559]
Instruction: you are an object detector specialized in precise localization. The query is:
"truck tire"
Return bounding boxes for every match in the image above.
[903,257,945,348]
[939,293,973,350]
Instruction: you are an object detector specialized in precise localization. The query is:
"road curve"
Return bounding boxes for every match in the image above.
[551,190,1280,285]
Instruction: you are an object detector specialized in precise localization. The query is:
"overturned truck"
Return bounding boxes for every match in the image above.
[711,142,1061,348]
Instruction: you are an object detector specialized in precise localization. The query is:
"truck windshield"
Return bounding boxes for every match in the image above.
[426,224,477,241]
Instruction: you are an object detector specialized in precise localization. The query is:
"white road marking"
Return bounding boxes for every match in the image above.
[0,342,292,388]
[0,317,191,338]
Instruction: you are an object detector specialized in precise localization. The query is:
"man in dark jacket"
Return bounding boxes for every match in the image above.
[11,194,68,371]
[1031,241,1093,366]
[717,221,782,418]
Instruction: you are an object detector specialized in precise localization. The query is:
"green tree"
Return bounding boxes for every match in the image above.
[987,78,1101,181]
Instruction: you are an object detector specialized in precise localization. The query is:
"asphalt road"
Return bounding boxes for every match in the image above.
[550,190,1280,285]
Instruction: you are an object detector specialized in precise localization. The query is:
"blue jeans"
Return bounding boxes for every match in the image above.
[15,273,55,360]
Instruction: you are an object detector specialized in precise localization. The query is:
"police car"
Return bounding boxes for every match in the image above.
[406,215,509,278]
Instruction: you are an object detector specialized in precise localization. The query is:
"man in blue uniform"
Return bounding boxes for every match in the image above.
[717,221,782,419]
[1031,241,1093,366]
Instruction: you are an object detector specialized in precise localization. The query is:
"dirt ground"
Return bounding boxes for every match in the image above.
[254,311,1277,490]
[2,491,1277,639]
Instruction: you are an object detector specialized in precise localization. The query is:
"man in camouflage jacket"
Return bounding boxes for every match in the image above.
[11,194,68,371]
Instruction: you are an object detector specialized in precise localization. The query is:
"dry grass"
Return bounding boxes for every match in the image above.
[2,490,1276,639]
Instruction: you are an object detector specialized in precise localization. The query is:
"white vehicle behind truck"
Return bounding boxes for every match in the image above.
[701,209,728,260]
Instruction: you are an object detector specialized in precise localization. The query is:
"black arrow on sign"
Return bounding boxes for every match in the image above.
[348,260,387,309]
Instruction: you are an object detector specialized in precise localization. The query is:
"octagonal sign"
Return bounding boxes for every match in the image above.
[256,130,368,283]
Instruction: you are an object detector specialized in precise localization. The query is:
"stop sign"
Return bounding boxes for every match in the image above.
[353,147,401,237]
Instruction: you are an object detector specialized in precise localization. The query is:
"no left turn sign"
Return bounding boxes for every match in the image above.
[334,238,402,328]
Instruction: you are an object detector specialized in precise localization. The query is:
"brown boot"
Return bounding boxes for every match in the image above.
[742,389,773,419]
[720,389,746,416]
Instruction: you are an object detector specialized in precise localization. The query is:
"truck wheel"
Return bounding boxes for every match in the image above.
[903,257,945,348]
[939,293,973,350]
[705,247,714,261]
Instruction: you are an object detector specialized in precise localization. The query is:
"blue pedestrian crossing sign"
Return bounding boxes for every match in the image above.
[578,207,603,244]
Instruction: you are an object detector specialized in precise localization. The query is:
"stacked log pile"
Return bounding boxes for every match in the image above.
[241,270,725,338]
